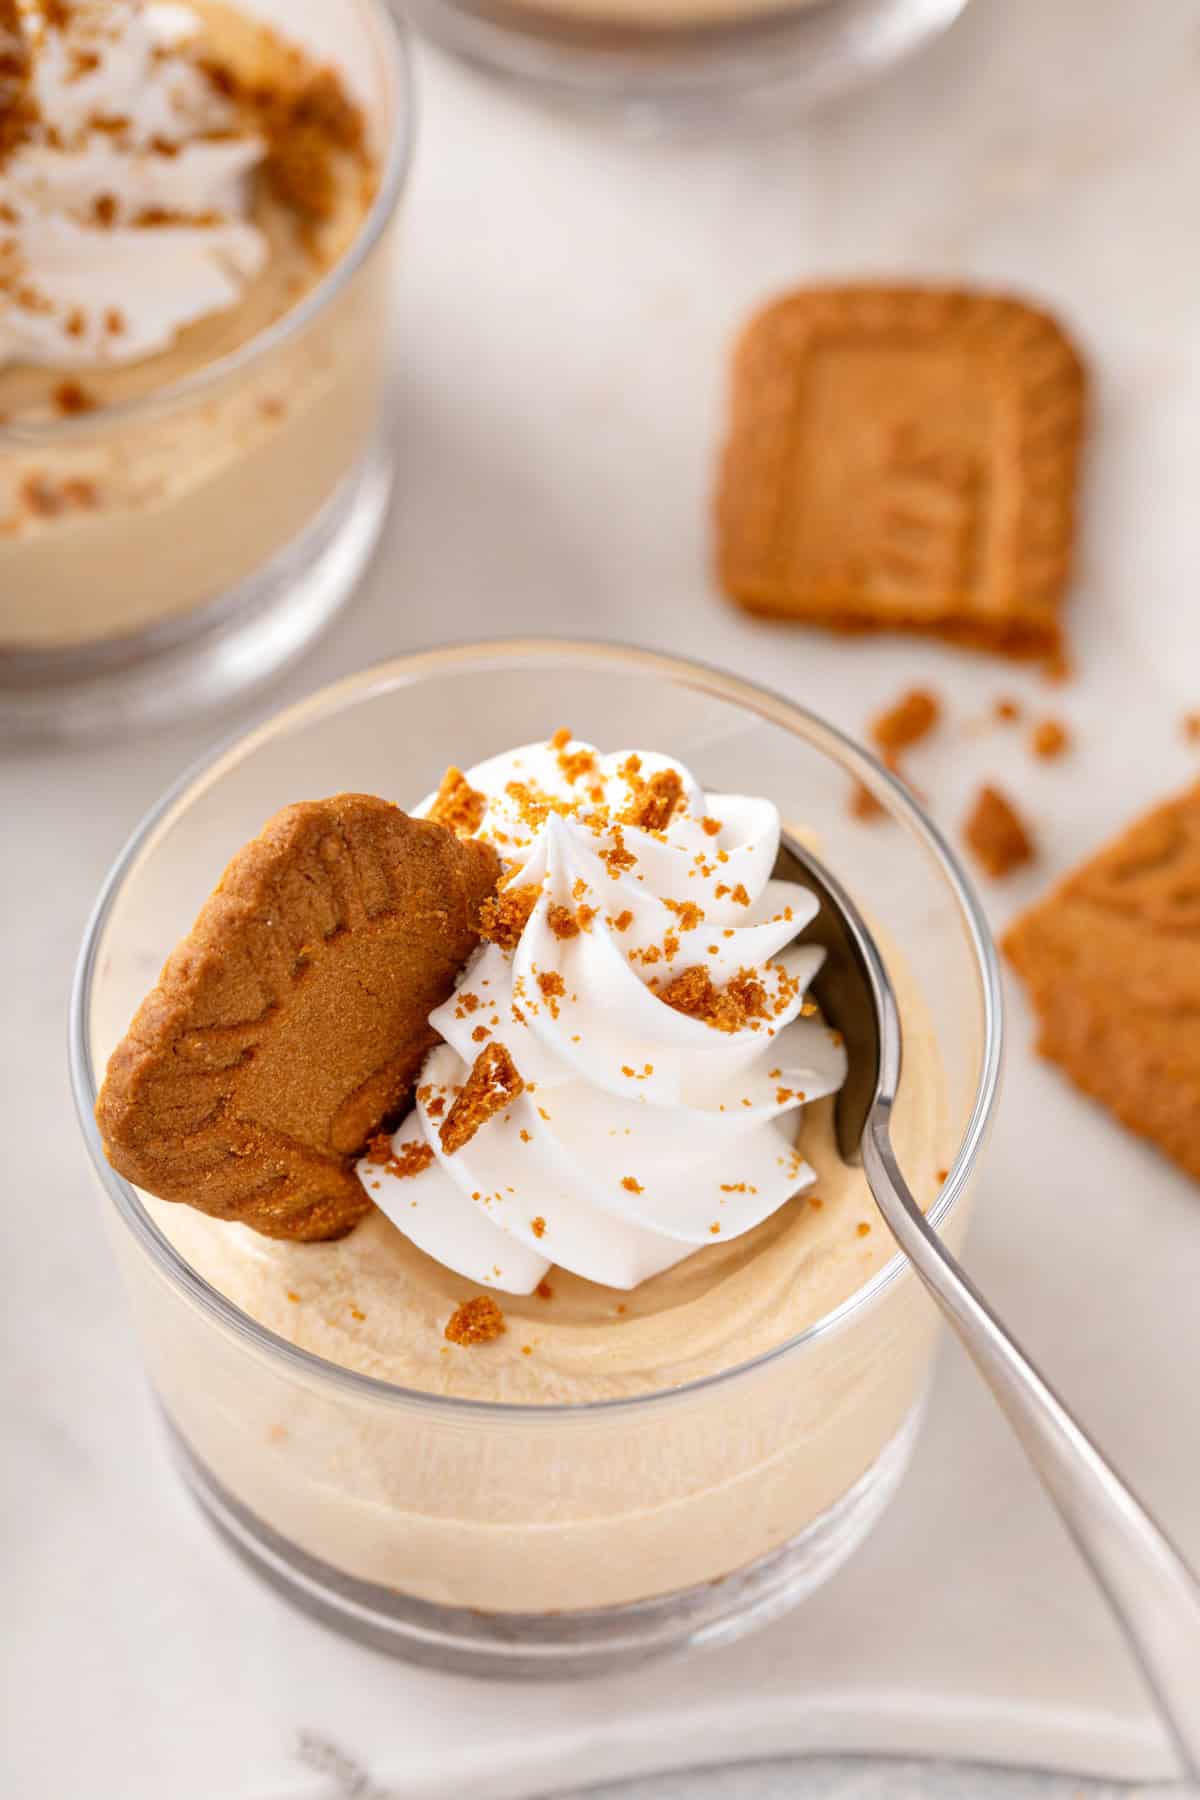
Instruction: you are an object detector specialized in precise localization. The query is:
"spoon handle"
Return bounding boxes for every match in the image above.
[865,1115,1200,1780]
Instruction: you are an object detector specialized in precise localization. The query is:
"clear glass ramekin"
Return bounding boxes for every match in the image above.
[70,639,1002,1678]
[397,0,966,130]
[0,0,412,745]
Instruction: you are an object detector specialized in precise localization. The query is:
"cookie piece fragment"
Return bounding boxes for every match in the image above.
[870,687,941,765]
[1004,783,1200,1182]
[96,796,500,1242]
[445,1295,507,1345]
[439,1042,524,1154]
[716,285,1085,661]
[963,784,1035,879]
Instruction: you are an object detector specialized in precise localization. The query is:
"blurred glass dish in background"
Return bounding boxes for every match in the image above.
[0,0,412,743]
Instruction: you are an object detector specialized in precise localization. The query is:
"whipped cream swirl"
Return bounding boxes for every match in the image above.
[357,740,848,1295]
[0,0,267,368]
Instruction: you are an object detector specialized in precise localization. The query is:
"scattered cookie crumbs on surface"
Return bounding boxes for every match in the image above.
[936,1168,949,1183]
[809,1196,823,1210]
[615,1303,626,1315]
[479,883,540,951]
[530,1216,546,1239]
[444,1295,506,1346]
[428,766,487,837]
[621,1176,644,1194]
[521,1345,533,1356]
[1031,718,1070,760]
[856,1222,872,1237]
[611,909,633,932]
[439,1043,524,1154]
[850,780,886,822]
[350,1306,366,1320]
[994,697,1022,724]
[660,964,772,1033]
[536,1281,554,1301]
[870,687,941,762]
[1183,713,1200,744]
[286,1290,300,1303]
[709,1222,721,1235]
[963,785,1035,879]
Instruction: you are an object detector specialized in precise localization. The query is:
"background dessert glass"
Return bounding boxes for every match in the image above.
[71,640,1002,1677]
[396,0,967,129]
[0,0,411,744]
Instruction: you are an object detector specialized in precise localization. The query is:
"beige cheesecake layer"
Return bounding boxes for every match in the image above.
[0,3,388,653]
[119,941,963,1613]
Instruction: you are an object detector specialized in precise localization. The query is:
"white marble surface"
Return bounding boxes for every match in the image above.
[6,0,1200,1794]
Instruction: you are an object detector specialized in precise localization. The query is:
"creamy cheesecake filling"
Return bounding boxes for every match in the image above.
[0,0,270,368]
[147,760,952,1406]
[0,0,383,649]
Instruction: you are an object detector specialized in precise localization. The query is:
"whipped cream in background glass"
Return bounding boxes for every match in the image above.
[358,739,848,1293]
[0,0,269,368]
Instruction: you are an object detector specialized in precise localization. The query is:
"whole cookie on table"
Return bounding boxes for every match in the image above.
[96,794,500,1242]
[1005,781,1200,1181]
[716,284,1086,663]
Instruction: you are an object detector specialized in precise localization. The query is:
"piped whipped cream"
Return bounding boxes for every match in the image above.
[0,0,267,368]
[357,739,848,1296]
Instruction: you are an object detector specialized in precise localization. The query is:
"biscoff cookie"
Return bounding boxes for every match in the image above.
[1005,783,1200,1183]
[716,285,1086,661]
[96,796,500,1242]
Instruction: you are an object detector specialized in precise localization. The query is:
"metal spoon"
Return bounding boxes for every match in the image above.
[777,834,1200,1779]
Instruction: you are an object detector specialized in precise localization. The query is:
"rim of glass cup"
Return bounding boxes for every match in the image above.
[0,0,414,449]
[69,638,1004,1421]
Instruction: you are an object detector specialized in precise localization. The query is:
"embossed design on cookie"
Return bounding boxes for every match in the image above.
[1005,782,1200,1181]
[96,795,500,1242]
[716,285,1086,661]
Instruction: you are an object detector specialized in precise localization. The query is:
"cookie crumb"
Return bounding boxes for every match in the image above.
[479,883,540,951]
[963,785,1035,879]
[1183,712,1200,744]
[1031,718,1070,760]
[994,697,1022,724]
[363,1134,434,1179]
[429,766,487,837]
[622,767,684,831]
[660,965,771,1032]
[530,1215,546,1238]
[870,687,941,761]
[444,1295,506,1346]
[536,1280,554,1300]
[849,780,885,822]
[439,1042,524,1154]
[52,379,96,416]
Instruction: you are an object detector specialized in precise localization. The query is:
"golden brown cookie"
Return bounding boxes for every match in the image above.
[96,795,500,1241]
[716,286,1086,661]
[1004,783,1200,1182]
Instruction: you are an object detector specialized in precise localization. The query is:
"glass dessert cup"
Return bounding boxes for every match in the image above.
[70,640,1002,1677]
[399,0,967,130]
[0,0,412,745]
